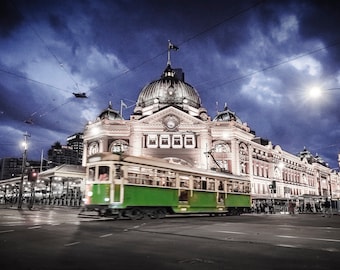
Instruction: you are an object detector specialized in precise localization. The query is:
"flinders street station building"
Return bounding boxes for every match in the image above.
[82,57,340,213]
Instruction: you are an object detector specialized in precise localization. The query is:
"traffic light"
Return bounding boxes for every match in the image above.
[28,169,38,181]
[269,181,277,193]
[272,180,276,193]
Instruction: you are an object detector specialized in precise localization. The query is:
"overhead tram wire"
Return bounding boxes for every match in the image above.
[91,1,265,92]
[197,40,340,91]
[0,68,70,94]
[177,0,264,47]
[10,0,82,93]
[91,51,167,92]
[4,0,264,95]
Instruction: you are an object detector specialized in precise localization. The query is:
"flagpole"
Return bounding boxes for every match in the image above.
[167,40,171,66]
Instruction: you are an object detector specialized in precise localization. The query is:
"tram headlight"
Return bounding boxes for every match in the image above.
[87,191,93,197]
[104,197,110,202]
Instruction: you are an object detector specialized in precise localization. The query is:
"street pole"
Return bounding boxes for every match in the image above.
[18,132,30,209]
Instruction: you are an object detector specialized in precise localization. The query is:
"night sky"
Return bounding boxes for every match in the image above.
[0,0,339,168]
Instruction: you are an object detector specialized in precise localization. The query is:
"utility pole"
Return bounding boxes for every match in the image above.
[18,132,30,209]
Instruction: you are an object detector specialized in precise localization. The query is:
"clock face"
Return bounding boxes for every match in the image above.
[163,115,179,130]
[166,119,176,129]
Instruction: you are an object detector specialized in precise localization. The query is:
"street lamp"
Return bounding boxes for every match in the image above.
[18,132,30,209]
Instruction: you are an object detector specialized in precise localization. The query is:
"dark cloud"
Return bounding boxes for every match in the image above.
[0,0,339,168]
[0,1,23,38]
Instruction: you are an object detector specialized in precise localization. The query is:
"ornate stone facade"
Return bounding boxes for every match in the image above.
[83,63,340,212]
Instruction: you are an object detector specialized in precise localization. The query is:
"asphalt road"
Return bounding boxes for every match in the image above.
[0,207,339,270]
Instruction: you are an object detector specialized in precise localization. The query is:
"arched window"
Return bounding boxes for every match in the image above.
[110,139,129,153]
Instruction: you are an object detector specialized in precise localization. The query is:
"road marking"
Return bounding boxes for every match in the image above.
[308,237,340,243]
[277,235,340,243]
[277,235,298,239]
[64,241,80,247]
[27,226,41,230]
[276,244,298,248]
[217,230,247,235]
[322,248,339,252]
[0,229,14,234]
[100,233,112,238]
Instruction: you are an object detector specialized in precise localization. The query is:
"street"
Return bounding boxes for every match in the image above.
[0,207,339,270]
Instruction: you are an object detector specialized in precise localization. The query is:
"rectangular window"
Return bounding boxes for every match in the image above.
[179,175,189,188]
[98,166,110,182]
[160,135,170,148]
[172,135,182,148]
[88,167,95,182]
[147,135,158,148]
[218,193,225,203]
[184,135,195,148]
[208,178,215,191]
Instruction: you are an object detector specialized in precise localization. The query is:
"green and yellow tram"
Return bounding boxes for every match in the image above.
[84,152,251,219]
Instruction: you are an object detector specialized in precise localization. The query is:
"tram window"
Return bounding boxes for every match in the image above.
[88,167,95,182]
[167,176,176,187]
[179,190,189,201]
[233,182,239,192]
[218,181,224,191]
[239,182,244,193]
[208,178,215,191]
[193,176,201,189]
[218,193,225,203]
[244,183,251,193]
[227,182,233,192]
[201,180,207,190]
[127,172,137,183]
[98,166,109,181]
[180,181,189,188]
[179,176,189,188]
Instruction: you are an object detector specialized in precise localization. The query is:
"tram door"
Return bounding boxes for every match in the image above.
[178,175,189,202]
[113,164,122,203]
[85,165,111,205]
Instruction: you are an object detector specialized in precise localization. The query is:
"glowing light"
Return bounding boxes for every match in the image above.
[308,87,322,98]
[278,162,285,170]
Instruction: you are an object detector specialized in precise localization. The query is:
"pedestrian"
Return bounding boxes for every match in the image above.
[322,198,332,218]
[288,200,295,215]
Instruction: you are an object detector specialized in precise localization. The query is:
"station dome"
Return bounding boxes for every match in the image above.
[98,102,123,120]
[134,65,203,115]
[213,105,243,124]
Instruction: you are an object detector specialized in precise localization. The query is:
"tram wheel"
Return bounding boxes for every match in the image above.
[126,208,144,220]
[157,208,166,219]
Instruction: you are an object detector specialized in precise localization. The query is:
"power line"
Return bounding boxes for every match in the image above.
[10,0,81,92]
[178,0,264,46]
[92,0,264,91]
[0,67,69,93]
[200,40,340,91]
